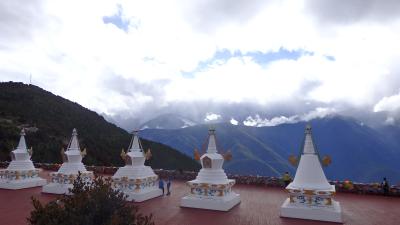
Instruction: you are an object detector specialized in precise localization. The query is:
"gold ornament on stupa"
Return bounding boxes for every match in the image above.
[288,155,298,166]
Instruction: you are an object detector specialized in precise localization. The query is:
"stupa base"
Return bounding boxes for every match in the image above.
[0,177,47,190]
[42,182,73,195]
[280,198,342,223]
[124,187,163,202]
[180,193,240,211]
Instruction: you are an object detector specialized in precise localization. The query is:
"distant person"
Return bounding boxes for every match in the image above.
[159,178,164,195]
[282,172,292,187]
[382,177,390,196]
[166,177,172,196]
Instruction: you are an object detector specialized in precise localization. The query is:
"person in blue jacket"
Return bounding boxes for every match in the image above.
[159,178,164,195]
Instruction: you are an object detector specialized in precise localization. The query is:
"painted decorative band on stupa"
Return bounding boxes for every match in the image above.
[49,171,93,185]
[286,188,335,196]
[0,169,40,181]
[112,175,158,192]
[186,174,236,198]
[288,193,334,207]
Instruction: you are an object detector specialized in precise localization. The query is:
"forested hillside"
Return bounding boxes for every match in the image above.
[0,82,200,171]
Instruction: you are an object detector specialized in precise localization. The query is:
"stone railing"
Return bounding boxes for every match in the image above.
[0,161,399,196]
[331,180,400,196]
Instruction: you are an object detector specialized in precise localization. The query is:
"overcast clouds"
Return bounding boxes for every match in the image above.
[1,0,400,128]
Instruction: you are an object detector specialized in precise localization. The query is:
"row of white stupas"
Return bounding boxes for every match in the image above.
[0,125,342,223]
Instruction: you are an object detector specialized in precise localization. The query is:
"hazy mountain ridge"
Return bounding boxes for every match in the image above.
[0,82,200,171]
[140,113,197,129]
[140,117,400,183]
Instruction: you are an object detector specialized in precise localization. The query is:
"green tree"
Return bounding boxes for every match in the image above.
[28,174,154,225]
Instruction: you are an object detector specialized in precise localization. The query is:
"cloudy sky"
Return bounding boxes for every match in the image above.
[1,0,400,129]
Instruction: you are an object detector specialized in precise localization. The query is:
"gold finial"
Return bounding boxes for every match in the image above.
[322,155,332,166]
[223,150,233,161]
[145,148,152,160]
[81,148,87,157]
[194,148,200,161]
[120,149,126,161]
[289,155,298,166]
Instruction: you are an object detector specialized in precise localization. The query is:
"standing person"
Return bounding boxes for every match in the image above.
[382,177,390,196]
[159,178,164,195]
[282,172,292,187]
[166,177,172,196]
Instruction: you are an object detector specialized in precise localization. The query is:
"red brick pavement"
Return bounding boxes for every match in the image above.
[1,171,399,225]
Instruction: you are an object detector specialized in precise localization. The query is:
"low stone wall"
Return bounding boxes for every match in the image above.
[332,180,400,196]
[1,161,399,196]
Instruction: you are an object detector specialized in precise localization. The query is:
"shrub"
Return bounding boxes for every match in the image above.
[28,173,154,225]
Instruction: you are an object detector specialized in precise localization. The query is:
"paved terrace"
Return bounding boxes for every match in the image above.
[1,171,400,225]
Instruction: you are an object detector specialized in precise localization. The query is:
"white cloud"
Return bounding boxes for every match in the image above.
[204,113,222,122]
[1,0,400,125]
[374,91,400,113]
[243,107,337,127]
[230,118,239,125]
[385,117,396,125]
[301,107,337,121]
[243,115,298,127]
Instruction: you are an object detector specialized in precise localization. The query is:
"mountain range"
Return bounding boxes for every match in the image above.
[0,82,200,171]
[140,116,400,183]
[2,81,399,183]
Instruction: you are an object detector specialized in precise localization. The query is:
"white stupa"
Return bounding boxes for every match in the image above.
[0,129,46,189]
[42,128,93,194]
[181,128,240,211]
[112,131,162,202]
[280,125,342,223]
